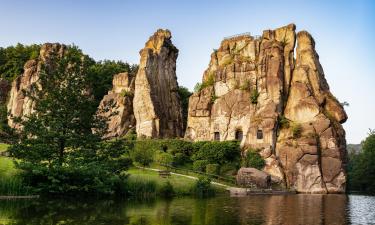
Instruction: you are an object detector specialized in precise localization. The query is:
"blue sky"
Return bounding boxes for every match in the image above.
[0,0,374,143]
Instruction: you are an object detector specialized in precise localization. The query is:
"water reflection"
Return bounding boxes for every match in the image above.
[0,194,371,225]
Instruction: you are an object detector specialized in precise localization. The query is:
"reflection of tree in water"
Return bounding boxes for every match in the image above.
[0,197,130,224]
[0,195,349,225]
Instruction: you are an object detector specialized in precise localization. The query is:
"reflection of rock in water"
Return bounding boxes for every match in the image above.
[237,194,348,225]
[0,195,351,225]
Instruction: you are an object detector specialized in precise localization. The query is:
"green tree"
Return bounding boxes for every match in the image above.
[7,46,130,195]
[177,86,192,130]
[0,43,40,81]
[348,129,375,193]
[9,46,102,165]
[131,140,155,167]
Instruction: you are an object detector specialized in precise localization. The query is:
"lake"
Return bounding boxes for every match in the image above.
[0,194,374,225]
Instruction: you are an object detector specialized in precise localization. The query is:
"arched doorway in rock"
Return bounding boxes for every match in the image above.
[235,129,243,141]
[214,132,220,141]
[257,129,263,140]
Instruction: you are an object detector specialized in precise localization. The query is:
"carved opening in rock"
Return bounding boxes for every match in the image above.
[235,130,243,141]
[257,129,263,140]
[214,132,220,141]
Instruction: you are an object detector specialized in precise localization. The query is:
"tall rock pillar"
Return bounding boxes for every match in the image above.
[133,29,183,138]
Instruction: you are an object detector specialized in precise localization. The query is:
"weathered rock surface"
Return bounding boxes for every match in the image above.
[0,79,10,104]
[7,43,66,129]
[133,29,184,138]
[186,24,347,193]
[236,167,271,188]
[97,72,136,138]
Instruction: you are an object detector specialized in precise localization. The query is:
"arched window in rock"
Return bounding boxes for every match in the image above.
[257,129,263,139]
[214,132,220,141]
[235,130,243,141]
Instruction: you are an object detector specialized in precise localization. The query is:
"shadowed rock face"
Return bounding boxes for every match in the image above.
[186,24,347,193]
[0,79,10,104]
[133,29,184,138]
[97,72,136,138]
[6,43,66,129]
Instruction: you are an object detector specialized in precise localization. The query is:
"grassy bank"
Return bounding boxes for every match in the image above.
[0,145,31,196]
[126,168,226,197]
[0,143,8,153]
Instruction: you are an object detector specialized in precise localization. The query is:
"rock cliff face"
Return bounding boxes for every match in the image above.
[133,29,184,138]
[0,79,10,104]
[97,72,136,138]
[185,24,347,193]
[7,43,66,129]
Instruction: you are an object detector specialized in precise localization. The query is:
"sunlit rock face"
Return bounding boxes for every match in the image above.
[133,29,184,138]
[97,72,136,138]
[185,24,347,193]
[7,43,66,129]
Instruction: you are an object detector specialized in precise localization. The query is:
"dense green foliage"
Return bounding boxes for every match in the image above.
[132,140,156,167]
[193,160,209,172]
[206,163,220,175]
[191,141,240,165]
[348,129,375,194]
[0,44,41,81]
[178,86,192,130]
[242,149,265,170]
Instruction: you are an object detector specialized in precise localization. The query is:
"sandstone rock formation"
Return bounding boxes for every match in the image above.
[236,167,271,188]
[97,72,136,138]
[0,79,10,104]
[133,29,184,138]
[7,43,66,129]
[186,24,347,193]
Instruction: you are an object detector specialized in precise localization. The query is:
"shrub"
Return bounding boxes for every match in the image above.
[278,115,290,129]
[242,149,265,170]
[120,90,134,98]
[193,73,215,92]
[155,152,173,167]
[17,162,128,195]
[250,89,260,104]
[220,163,239,176]
[192,176,214,197]
[162,139,194,156]
[206,164,220,175]
[131,140,155,167]
[291,123,302,138]
[210,94,218,103]
[173,153,188,166]
[192,141,240,165]
[193,160,209,172]
[158,181,174,198]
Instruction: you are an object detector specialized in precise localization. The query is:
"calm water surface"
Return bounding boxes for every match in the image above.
[0,194,374,225]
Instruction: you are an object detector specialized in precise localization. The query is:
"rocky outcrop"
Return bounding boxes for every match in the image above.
[133,29,184,138]
[97,72,136,138]
[236,167,271,188]
[186,24,347,193]
[7,43,66,129]
[276,31,347,193]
